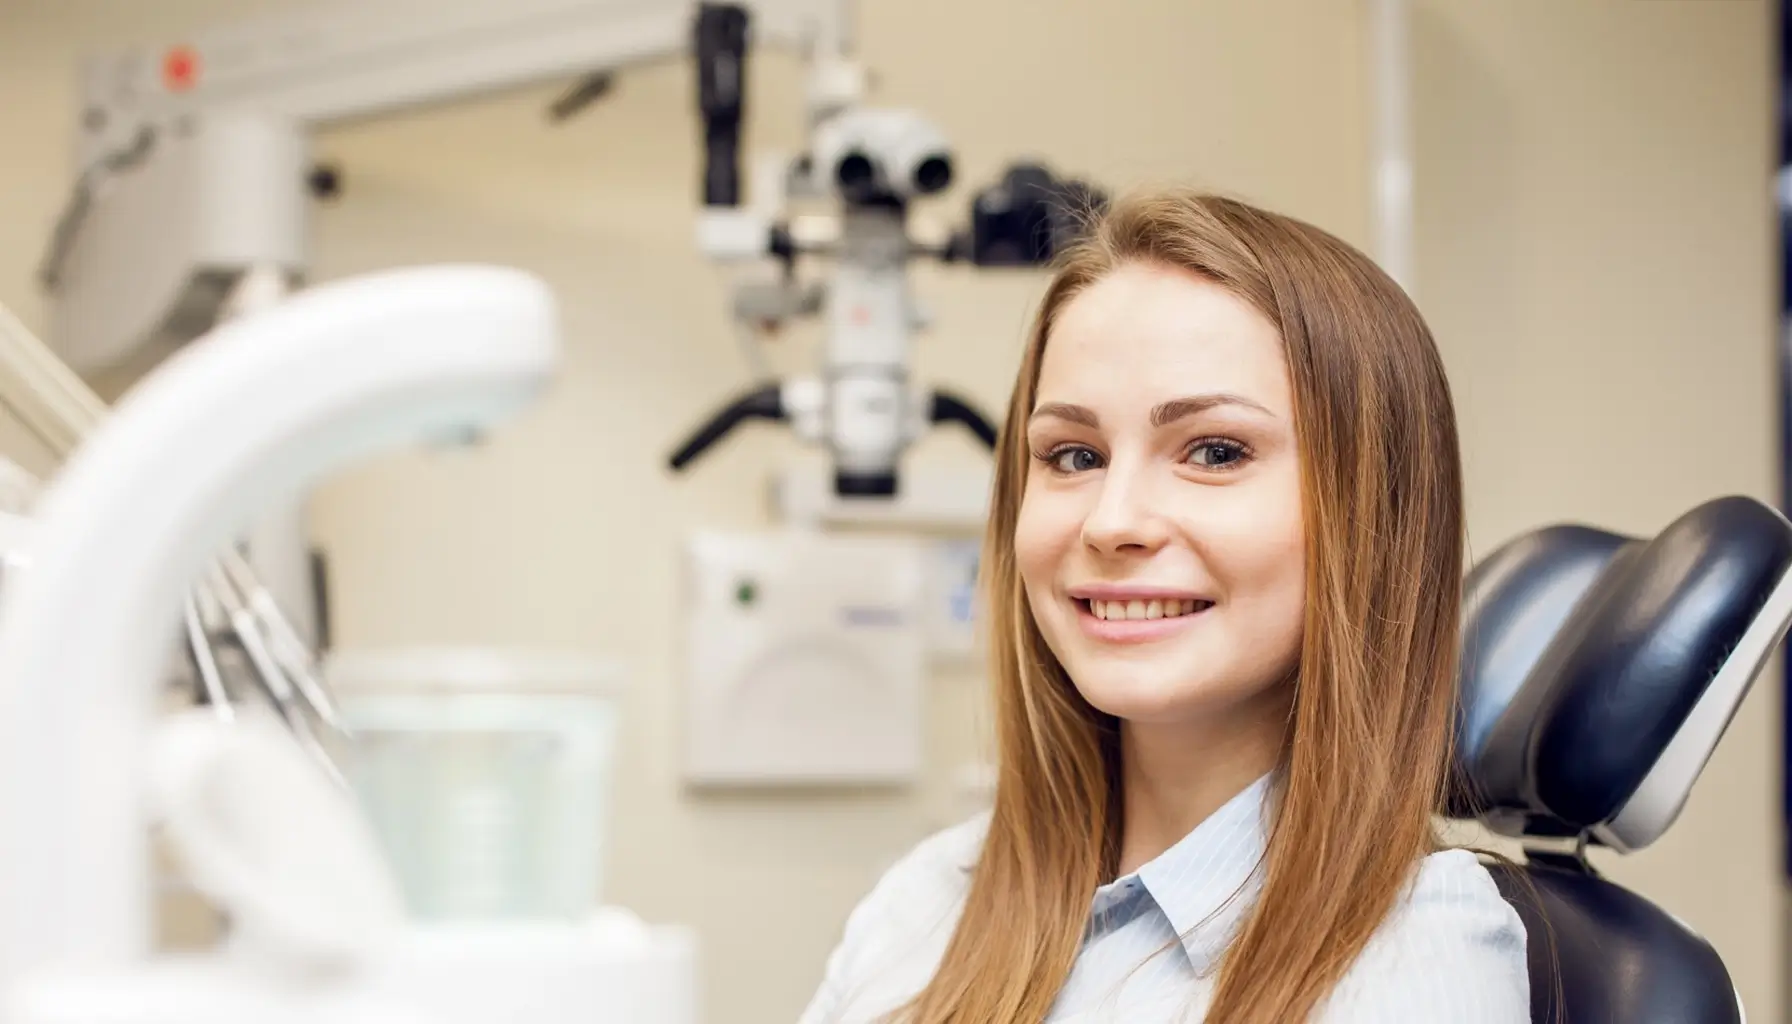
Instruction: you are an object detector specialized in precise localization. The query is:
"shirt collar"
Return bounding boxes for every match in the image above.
[954,772,1277,972]
[1124,772,1275,973]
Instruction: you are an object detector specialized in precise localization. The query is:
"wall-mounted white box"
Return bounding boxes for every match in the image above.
[681,529,926,787]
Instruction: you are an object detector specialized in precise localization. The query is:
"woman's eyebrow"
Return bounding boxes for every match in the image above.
[1029,402,1099,428]
[1027,393,1274,430]
[1149,393,1275,427]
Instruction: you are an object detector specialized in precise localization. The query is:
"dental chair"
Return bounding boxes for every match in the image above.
[1453,494,1792,1023]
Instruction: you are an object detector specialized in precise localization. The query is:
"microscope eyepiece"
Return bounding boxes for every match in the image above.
[835,151,877,195]
[912,154,952,195]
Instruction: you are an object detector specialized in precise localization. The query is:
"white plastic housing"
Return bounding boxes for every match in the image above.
[682,529,926,786]
[6,916,699,1024]
[360,918,697,1024]
[50,112,309,375]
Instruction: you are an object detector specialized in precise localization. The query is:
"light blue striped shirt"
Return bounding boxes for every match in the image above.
[798,774,1530,1022]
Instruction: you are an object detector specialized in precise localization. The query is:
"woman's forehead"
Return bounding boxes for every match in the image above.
[1037,265,1290,415]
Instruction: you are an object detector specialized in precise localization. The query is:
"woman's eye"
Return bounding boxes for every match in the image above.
[1188,441,1249,469]
[1048,446,1103,473]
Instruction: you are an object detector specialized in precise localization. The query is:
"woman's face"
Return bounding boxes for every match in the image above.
[1014,261,1305,728]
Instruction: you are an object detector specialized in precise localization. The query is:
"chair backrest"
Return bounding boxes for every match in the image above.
[1454,495,1792,1024]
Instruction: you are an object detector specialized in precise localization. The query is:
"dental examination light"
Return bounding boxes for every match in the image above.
[0,265,690,1023]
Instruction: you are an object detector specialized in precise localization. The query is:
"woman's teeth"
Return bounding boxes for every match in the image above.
[1087,598,1211,621]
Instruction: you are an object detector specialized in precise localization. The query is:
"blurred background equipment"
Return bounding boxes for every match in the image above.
[0,263,700,1024]
[37,0,1103,589]
[30,0,1099,934]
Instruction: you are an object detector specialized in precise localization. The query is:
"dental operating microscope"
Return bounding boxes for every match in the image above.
[666,3,1103,496]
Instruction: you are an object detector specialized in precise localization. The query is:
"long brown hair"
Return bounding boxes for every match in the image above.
[895,188,1465,1023]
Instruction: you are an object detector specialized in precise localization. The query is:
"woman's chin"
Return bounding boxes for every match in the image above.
[1072,669,1226,723]
[1070,663,1291,728]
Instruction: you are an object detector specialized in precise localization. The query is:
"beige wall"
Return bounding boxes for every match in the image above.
[0,1,1778,1021]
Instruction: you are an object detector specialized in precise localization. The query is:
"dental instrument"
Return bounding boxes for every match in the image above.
[0,299,345,756]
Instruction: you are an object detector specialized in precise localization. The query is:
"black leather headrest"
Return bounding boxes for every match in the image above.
[1452,523,1632,825]
[1454,496,1792,850]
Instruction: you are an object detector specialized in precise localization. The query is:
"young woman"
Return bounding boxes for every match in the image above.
[797,188,1530,1022]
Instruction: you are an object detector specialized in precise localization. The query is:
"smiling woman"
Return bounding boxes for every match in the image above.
[797,188,1529,1024]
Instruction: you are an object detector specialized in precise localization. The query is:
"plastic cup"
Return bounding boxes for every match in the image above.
[325,648,622,921]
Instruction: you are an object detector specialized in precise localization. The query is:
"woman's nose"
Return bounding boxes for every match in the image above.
[1079,465,1172,555]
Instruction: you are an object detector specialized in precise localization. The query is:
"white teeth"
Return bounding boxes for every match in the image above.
[1090,598,1207,621]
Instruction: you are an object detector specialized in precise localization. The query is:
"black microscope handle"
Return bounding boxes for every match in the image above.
[667,382,786,470]
[695,3,749,208]
[928,389,999,450]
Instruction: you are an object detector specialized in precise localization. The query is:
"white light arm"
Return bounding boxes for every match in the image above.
[81,0,839,144]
